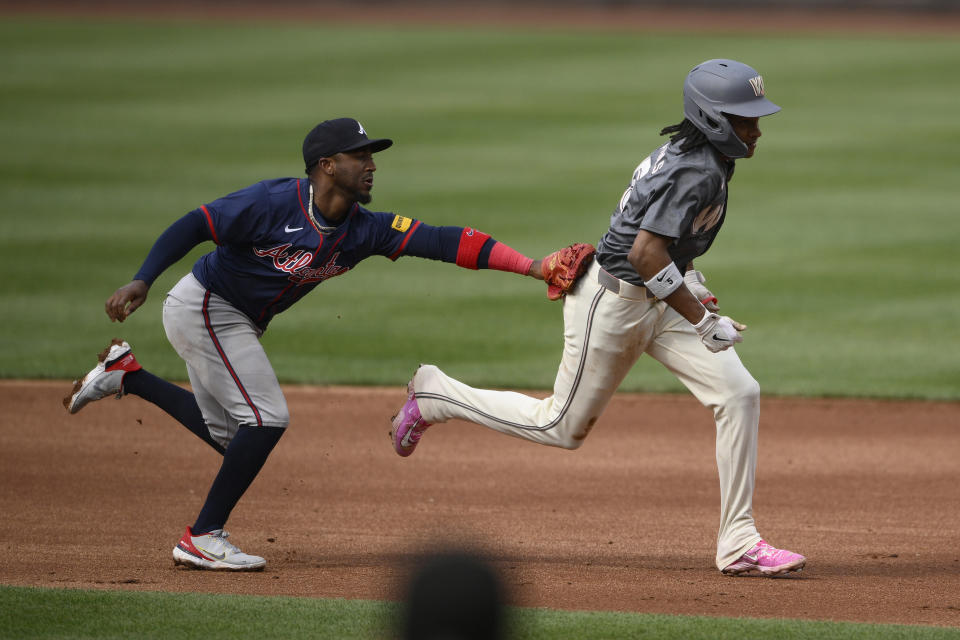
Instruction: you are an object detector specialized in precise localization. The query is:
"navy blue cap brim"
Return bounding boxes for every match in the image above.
[339,138,393,154]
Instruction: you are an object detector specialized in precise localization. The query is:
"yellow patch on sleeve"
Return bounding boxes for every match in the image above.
[391,215,412,232]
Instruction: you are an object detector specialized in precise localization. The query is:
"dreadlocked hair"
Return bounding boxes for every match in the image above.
[659,118,709,153]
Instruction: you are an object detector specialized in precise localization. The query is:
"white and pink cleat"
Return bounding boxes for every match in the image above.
[722,540,806,577]
[390,378,431,457]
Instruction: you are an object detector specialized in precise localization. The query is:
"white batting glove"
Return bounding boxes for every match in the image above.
[693,312,746,353]
[684,270,719,312]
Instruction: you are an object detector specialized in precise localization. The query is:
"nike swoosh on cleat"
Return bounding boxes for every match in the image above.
[195,546,226,561]
[399,422,420,448]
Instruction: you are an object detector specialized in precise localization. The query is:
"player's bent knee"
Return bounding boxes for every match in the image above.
[742,377,761,401]
[549,416,598,450]
[544,432,583,450]
[725,376,760,407]
[557,437,585,451]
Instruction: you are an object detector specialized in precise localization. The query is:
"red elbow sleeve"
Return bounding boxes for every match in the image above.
[455,227,492,270]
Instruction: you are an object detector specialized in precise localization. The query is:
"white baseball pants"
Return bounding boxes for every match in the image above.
[413,260,762,570]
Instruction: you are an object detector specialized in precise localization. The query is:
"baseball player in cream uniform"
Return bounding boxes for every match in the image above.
[390,60,806,577]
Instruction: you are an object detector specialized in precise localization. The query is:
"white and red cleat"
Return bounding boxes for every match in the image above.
[172,526,265,571]
[63,338,142,414]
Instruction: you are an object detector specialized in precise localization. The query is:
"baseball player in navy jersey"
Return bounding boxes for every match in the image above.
[62,117,591,571]
[391,60,806,577]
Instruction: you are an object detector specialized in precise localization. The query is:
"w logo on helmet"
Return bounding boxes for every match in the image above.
[748,75,766,97]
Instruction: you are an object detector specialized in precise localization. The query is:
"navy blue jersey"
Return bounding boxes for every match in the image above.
[190,178,421,329]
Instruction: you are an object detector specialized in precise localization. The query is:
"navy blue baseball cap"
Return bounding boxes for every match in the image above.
[303,118,393,173]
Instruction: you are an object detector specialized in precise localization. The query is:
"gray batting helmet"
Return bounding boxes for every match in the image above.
[683,59,780,159]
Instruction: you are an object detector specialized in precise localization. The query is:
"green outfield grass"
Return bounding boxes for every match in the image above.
[1,17,958,398]
[3,585,959,640]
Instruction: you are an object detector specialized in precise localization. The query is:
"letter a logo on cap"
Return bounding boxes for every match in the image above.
[358,121,367,135]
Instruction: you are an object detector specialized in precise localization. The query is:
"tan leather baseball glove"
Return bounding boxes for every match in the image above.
[541,243,596,301]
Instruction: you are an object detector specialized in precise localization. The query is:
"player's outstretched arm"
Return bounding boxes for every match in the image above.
[395,222,594,298]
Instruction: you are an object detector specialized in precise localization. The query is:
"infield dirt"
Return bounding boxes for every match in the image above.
[2,380,958,627]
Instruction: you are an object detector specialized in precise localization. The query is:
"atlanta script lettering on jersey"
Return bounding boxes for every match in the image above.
[252,244,349,285]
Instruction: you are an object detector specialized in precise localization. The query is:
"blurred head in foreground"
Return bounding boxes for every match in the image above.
[401,550,505,640]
